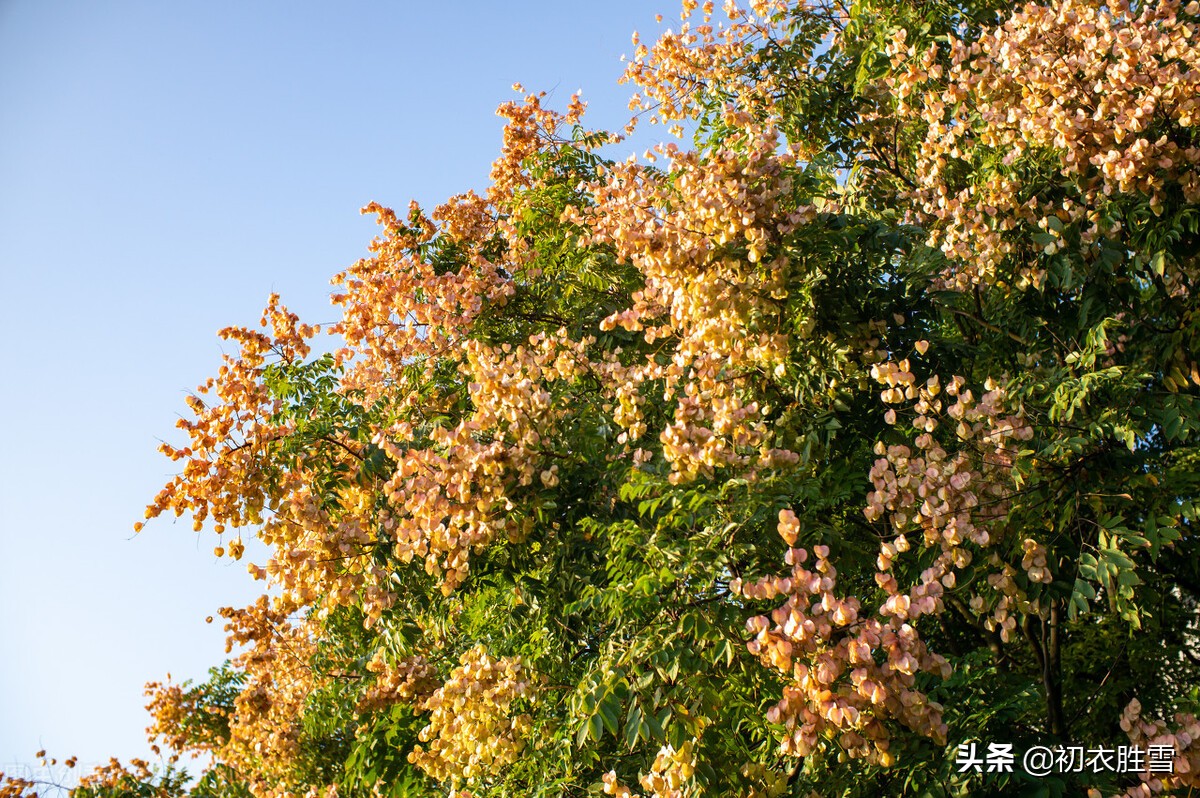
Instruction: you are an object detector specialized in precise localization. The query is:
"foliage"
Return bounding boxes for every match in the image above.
[7,0,1200,796]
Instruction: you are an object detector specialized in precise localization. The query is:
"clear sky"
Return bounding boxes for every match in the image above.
[0,0,672,775]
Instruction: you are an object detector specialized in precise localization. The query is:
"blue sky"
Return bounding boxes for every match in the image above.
[0,0,671,774]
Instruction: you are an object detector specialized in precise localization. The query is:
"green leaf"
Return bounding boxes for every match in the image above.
[588,711,605,742]
[1150,250,1166,276]
[624,704,643,749]
[598,693,622,736]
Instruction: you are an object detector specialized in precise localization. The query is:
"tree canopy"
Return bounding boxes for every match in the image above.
[6,0,1200,796]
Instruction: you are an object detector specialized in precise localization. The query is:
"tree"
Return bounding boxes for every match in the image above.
[7,0,1200,795]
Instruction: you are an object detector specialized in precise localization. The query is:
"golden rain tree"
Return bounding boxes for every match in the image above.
[6,0,1200,796]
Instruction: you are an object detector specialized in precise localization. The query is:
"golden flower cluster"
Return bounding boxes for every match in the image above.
[866,363,1041,640]
[138,294,395,624]
[729,361,1043,764]
[156,596,322,798]
[76,758,157,793]
[373,332,602,591]
[733,511,950,766]
[0,773,38,798]
[407,645,535,787]
[144,678,218,757]
[570,117,809,482]
[355,650,438,715]
[602,741,698,798]
[621,0,794,135]
[888,0,1200,289]
[141,294,303,536]
[1091,699,1200,797]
